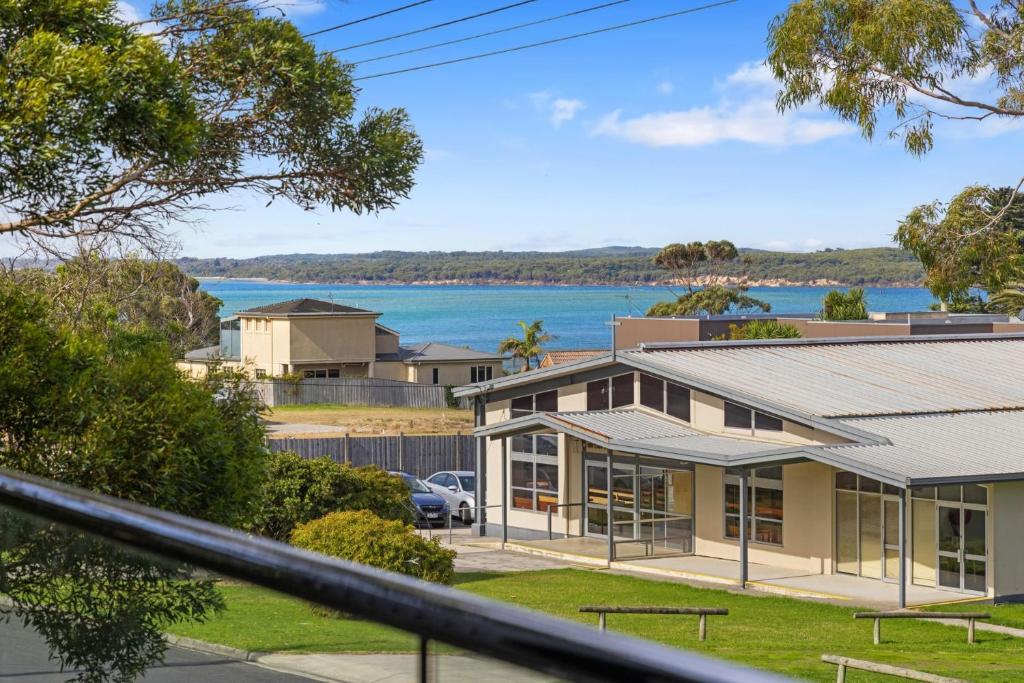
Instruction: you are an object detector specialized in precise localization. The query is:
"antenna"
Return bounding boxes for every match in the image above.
[327,292,336,312]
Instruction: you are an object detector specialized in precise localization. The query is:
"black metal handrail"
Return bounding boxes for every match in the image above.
[0,468,787,683]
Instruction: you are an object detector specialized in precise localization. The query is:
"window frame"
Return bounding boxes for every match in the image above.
[724,466,784,546]
[509,435,559,513]
[510,390,559,417]
[432,367,439,385]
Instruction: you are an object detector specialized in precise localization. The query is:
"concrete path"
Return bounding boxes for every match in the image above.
[415,527,577,572]
[256,653,556,683]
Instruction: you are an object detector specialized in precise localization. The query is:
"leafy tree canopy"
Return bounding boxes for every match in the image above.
[647,285,771,317]
[0,0,422,250]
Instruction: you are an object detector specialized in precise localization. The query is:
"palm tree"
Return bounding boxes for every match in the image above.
[498,320,555,372]
[989,284,1024,315]
[820,288,868,321]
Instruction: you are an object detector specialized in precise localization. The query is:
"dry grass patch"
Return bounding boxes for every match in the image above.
[263,404,473,436]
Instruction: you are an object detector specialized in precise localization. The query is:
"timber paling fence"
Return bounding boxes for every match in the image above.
[256,377,464,409]
[269,433,475,479]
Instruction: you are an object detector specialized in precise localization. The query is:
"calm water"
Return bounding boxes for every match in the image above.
[198,280,938,352]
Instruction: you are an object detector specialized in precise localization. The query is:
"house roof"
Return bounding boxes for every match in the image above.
[820,411,1024,485]
[377,342,502,363]
[476,409,799,464]
[540,349,606,368]
[622,335,1024,418]
[237,298,377,316]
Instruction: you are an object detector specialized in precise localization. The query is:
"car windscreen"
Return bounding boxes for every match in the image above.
[458,476,476,492]
[404,476,431,494]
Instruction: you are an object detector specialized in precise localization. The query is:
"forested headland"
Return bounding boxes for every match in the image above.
[178,246,924,287]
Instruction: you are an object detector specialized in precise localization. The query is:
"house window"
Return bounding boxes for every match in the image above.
[244,319,252,332]
[431,368,439,384]
[254,369,267,379]
[724,466,783,545]
[586,373,634,411]
[755,411,783,431]
[640,373,664,411]
[666,383,690,422]
[511,390,558,417]
[724,401,752,430]
[470,365,494,383]
[328,369,340,378]
[304,369,327,379]
[510,435,559,512]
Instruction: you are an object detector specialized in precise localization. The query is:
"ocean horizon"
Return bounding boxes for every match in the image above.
[198,280,940,352]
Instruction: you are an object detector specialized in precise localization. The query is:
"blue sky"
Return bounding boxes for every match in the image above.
[33,1,1024,257]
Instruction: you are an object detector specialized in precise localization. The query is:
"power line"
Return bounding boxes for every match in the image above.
[355,0,633,66]
[327,0,538,54]
[354,0,738,81]
[303,0,435,39]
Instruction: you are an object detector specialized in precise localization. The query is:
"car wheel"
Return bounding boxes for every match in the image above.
[459,503,471,525]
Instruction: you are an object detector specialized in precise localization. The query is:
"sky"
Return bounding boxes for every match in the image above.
[16,0,1024,258]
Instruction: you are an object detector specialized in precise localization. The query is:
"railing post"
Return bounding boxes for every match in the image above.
[836,661,846,683]
[873,617,880,645]
[698,613,707,641]
[419,636,429,683]
[968,617,976,644]
[598,611,606,632]
[739,467,749,589]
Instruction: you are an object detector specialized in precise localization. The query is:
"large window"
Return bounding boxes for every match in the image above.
[586,373,635,410]
[724,466,783,545]
[470,365,494,383]
[638,373,691,422]
[510,435,559,512]
[511,389,558,417]
[724,401,784,433]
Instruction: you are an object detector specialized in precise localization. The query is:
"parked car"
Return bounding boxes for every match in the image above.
[425,470,476,524]
[389,471,449,528]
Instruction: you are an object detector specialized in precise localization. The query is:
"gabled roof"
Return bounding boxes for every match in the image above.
[377,342,503,363]
[238,298,377,316]
[183,345,220,361]
[476,409,801,464]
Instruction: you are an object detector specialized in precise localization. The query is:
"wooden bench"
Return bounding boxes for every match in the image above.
[853,611,991,644]
[821,654,968,683]
[579,606,728,641]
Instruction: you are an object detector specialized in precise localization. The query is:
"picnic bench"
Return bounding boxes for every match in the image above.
[579,606,728,641]
[853,611,991,644]
[821,654,968,683]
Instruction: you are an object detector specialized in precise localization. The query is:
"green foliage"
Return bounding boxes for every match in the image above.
[17,255,221,356]
[0,277,267,682]
[291,510,456,584]
[175,247,926,286]
[987,284,1024,315]
[0,0,421,246]
[498,320,555,371]
[444,384,459,408]
[897,185,1024,304]
[646,285,771,317]
[820,287,869,320]
[729,320,803,340]
[767,0,1024,156]
[250,452,412,542]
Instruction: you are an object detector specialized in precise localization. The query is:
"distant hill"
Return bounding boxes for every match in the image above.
[178,246,924,287]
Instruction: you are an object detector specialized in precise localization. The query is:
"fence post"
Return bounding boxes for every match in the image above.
[398,432,404,473]
[455,432,461,470]
[344,433,350,464]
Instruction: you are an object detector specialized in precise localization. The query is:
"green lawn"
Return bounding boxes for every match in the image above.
[168,570,1024,682]
[923,601,1024,630]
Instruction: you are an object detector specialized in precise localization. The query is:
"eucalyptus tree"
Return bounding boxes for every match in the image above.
[647,240,769,316]
[0,0,422,253]
[768,1,1024,307]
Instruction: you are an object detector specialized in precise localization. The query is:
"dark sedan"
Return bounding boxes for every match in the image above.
[390,471,449,527]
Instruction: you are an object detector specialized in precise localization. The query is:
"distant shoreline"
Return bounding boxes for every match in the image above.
[194,276,924,288]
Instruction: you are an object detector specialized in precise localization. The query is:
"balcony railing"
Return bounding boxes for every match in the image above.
[0,468,787,682]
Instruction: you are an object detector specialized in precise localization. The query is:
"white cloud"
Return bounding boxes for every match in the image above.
[550,98,585,126]
[117,1,142,23]
[657,81,675,95]
[593,62,854,148]
[530,90,585,127]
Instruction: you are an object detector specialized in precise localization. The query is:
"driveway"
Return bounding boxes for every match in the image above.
[0,618,310,683]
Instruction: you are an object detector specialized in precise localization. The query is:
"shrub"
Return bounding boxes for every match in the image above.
[820,287,868,320]
[291,510,456,584]
[729,320,803,340]
[249,452,412,541]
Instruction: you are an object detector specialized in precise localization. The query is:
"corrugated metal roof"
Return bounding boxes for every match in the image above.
[481,409,788,461]
[821,411,1024,483]
[239,298,375,315]
[622,337,1024,417]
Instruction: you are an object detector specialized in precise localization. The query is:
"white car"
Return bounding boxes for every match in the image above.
[425,470,476,524]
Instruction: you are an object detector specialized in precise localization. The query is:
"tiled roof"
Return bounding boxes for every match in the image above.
[539,349,606,367]
[238,298,376,315]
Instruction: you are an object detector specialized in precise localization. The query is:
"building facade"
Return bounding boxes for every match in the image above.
[457,334,1024,604]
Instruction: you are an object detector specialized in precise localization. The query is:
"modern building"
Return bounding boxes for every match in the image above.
[456,333,1024,605]
[180,298,503,384]
[614,311,1024,348]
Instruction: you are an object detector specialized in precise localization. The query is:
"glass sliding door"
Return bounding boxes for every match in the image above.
[936,495,988,594]
[883,498,901,582]
[836,490,859,574]
[937,504,963,590]
[859,494,882,579]
[585,455,633,539]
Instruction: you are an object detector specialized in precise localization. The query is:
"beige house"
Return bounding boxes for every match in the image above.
[180,298,503,384]
[456,333,1024,606]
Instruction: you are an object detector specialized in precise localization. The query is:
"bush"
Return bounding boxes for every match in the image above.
[820,287,868,320]
[250,452,412,541]
[729,320,803,340]
[291,510,456,584]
